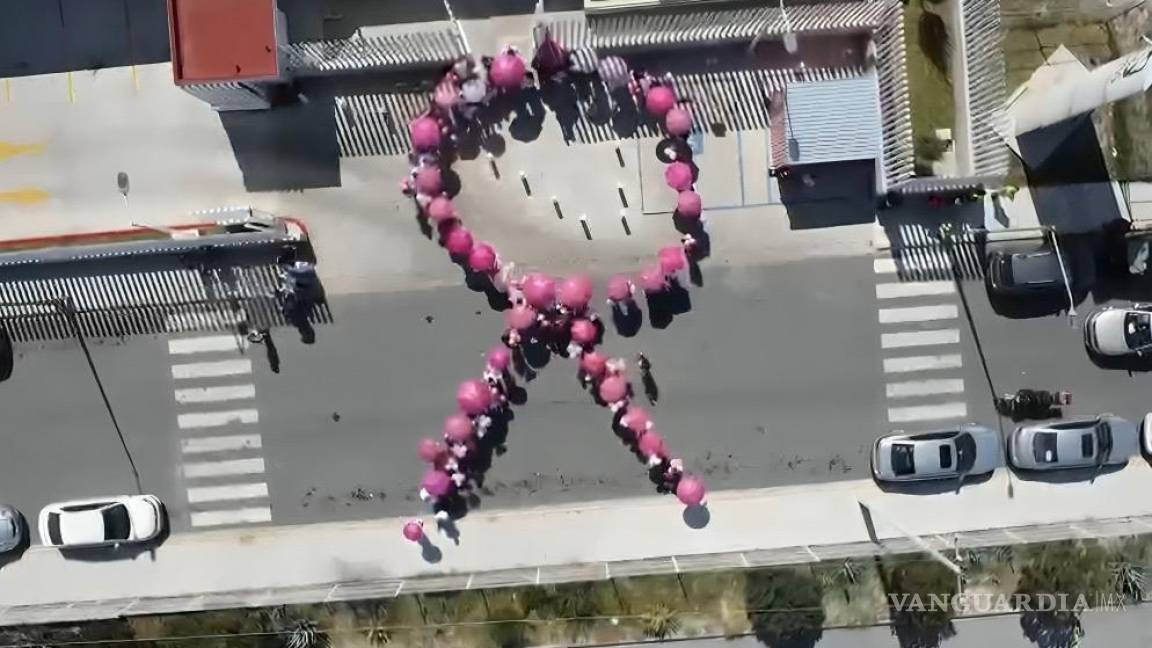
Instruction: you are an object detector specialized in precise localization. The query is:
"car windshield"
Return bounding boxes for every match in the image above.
[954,432,976,472]
[100,504,132,541]
[1079,432,1095,458]
[47,512,62,546]
[1124,312,1152,349]
[1095,422,1113,462]
[1033,432,1059,464]
[891,443,916,476]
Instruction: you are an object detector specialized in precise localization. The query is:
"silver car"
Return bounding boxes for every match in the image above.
[1084,305,1152,357]
[1007,416,1134,471]
[0,505,24,553]
[871,426,1002,483]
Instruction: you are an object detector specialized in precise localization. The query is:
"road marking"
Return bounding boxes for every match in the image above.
[171,359,252,379]
[888,402,968,423]
[186,482,269,503]
[181,434,263,454]
[883,354,964,373]
[881,329,961,349]
[878,305,958,324]
[874,258,897,274]
[190,507,272,527]
[183,457,265,479]
[168,335,245,355]
[875,282,955,299]
[174,384,256,404]
[177,409,259,429]
[886,379,966,398]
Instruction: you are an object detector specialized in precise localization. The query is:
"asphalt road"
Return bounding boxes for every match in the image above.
[630,606,1152,647]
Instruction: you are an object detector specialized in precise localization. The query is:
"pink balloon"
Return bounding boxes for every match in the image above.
[427,196,456,222]
[598,375,629,403]
[676,190,702,219]
[491,53,527,89]
[659,245,687,275]
[468,243,498,273]
[606,275,633,302]
[487,346,511,371]
[557,274,594,309]
[403,520,425,542]
[665,162,694,191]
[445,226,474,257]
[506,304,538,331]
[645,85,677,118]
[570,318,597,345]
[415,167,443,195]
[419,438,445,463]
[456,378,493,415]
[623,406,652,435]
[676,475,707,507]
[522,273,556,309]
[638,430,666,458]
[639,265,667,293]
[580,351,607,378]
[422,470,453,497]
[410,117,442,151]
[444,414,474,443]
[665,107,693,137]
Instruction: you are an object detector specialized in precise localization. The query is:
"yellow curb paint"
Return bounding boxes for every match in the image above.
[0,188,50,205]
[131,65,139,92]
[66,71,75,104]
[0,141,47,161]
[3,79,9,103]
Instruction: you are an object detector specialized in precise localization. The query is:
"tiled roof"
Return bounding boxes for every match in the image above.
[781,73,883,165]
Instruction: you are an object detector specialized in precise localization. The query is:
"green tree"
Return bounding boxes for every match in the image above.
[882,559,957,648]
[745,567,826,648]
[486,603,530,648]
[522,582,610,642]
[1015,541,1110,648]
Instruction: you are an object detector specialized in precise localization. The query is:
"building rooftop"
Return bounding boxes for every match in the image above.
[167,0,279,85]
[780,74,882,166]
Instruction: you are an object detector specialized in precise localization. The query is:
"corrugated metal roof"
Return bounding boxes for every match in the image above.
[783,73,882,165]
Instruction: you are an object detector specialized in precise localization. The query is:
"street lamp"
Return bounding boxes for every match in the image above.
[749,0,799,55]
[1045,226,1077,323]
[0,296,142,493]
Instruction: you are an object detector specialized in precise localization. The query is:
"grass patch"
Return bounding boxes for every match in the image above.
[904,0,955,172]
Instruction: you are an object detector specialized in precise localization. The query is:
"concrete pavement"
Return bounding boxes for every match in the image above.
[5,460,1152,623]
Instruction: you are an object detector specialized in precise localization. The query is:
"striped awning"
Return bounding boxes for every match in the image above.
[281,29,466,75]
[889,176,1002,195]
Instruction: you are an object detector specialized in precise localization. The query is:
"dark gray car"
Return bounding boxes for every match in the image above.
[0,505,24,553]
[986,248,1068,296]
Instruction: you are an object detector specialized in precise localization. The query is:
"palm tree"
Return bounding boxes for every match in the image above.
[1111,559,1145,604]
[362,604,392,646]
[638,602,681,639]
[745,567,825,648]
[522,583,607,642]
[815,559,861,603]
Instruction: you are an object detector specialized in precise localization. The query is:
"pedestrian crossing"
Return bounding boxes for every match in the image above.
[168,334,271,529]
[874,257,972,428]
[877,223,985,281]
[0,265,331,342]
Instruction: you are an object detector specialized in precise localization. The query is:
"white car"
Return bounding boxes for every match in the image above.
[871,426,1002,483]
[38,495,165,548]
[1084,305,1152,357]
[1007,416,1134,471]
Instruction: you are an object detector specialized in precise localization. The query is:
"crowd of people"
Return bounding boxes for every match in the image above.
[399,34,711,545]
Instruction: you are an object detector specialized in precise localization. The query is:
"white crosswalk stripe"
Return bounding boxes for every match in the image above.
[167,334,271,529]
[874,255,971,428]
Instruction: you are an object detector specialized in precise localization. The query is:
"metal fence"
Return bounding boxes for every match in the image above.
[5,513,1152,627]
[961,0,1011,177]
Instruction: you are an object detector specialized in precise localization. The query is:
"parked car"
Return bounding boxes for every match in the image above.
[38,495,165,548]
[871,426,1002,483]
[985,248,1068,296]
[1084,305,1152,357]
[0,505,24,553]
[1141,413,1152,457]
[0,326,12,382]
[1007,416,1134,471]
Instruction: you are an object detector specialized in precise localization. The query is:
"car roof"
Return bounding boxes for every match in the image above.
[1008,250,1061,285]
[58,510,107,544]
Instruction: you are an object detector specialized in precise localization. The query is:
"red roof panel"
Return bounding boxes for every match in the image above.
[167,0,279,85]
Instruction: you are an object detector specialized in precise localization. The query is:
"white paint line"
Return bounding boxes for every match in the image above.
[875,281,955,300]
[174,385,257,404]
[183,458,265,479]
[883,354,964,373]
[168,336,245,355]
[171,359,252,380]
[880,329,961,349]
[878,305,958,324]
[888,402,968,423]
[886,379,966,398]
[181,434,263,454]
[874,258,897,274]
[177,409,259,430]
[190,507,272,527]
[186,482,269,503]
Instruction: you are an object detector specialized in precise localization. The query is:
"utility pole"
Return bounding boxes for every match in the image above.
[2,296,142,493]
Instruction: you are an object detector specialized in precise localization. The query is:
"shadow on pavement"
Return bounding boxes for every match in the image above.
[219,99,342,192]
[779,160,877,230]
[682,504,709,529]
[1008,461,1128,484]
[874,470,996,496]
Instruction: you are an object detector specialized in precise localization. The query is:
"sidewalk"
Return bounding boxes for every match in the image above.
[4,462,1152,625]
